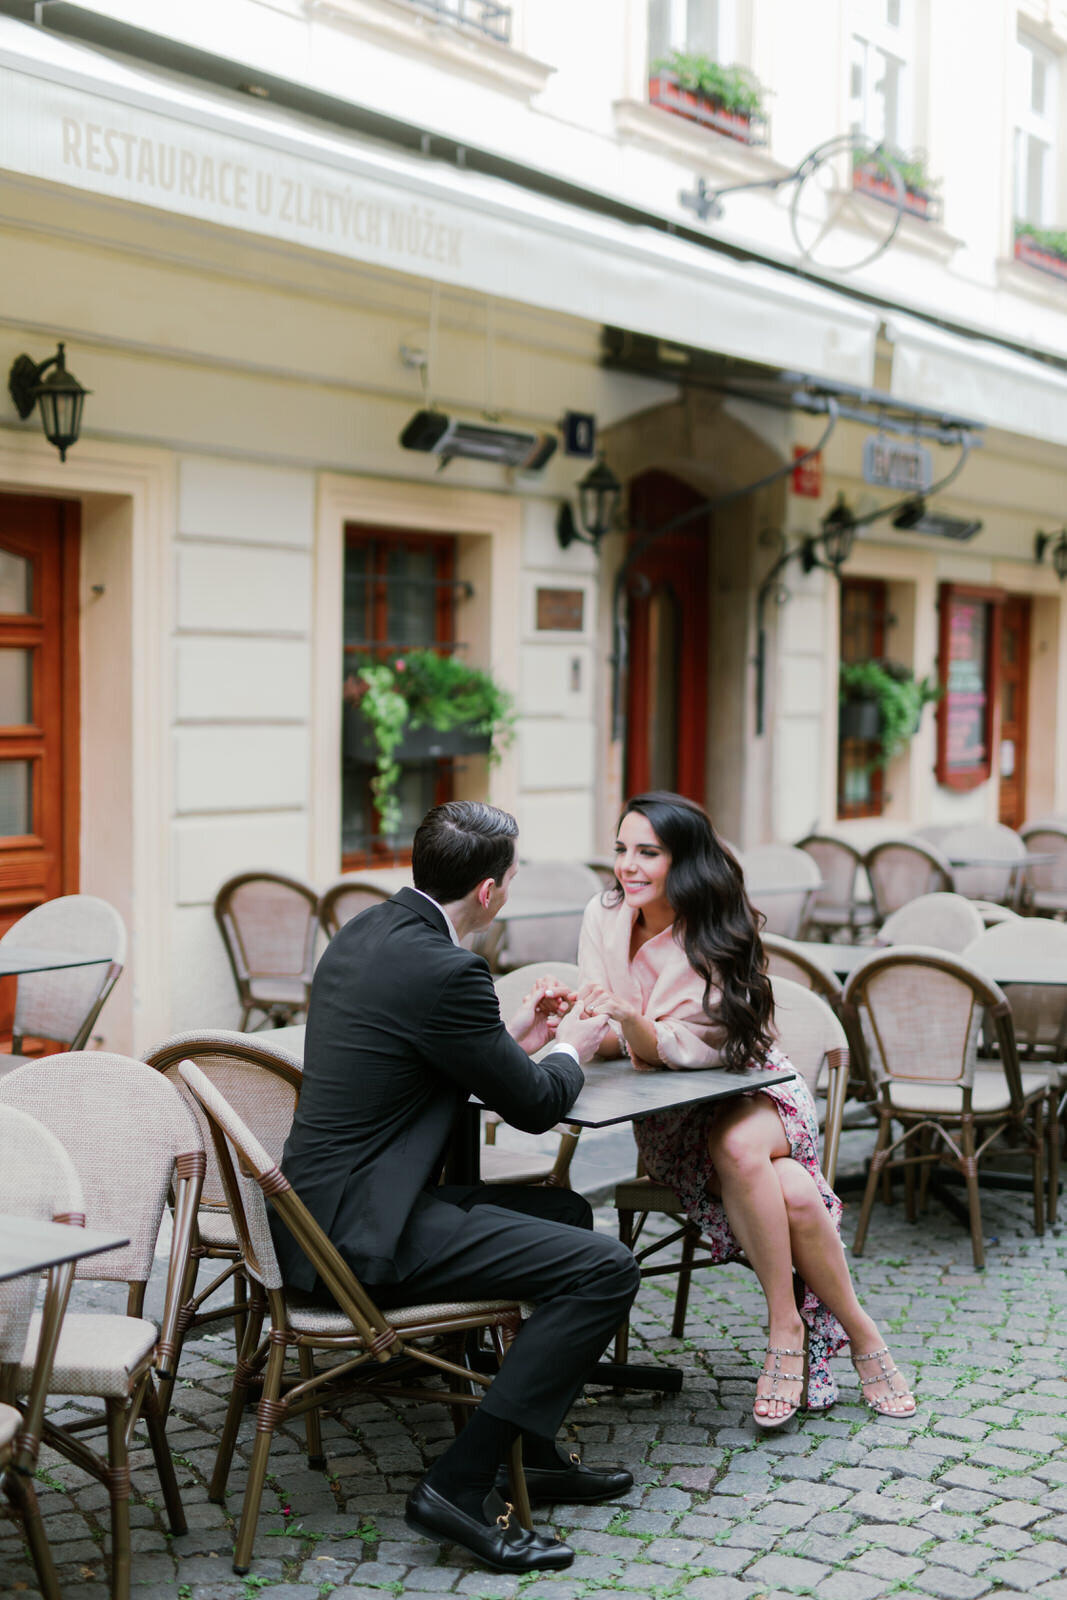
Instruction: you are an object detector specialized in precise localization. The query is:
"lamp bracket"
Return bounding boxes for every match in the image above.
[8,354,41,420]
[557,502,595,550]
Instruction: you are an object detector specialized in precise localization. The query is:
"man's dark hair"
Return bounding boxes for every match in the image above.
[411,801,518,903]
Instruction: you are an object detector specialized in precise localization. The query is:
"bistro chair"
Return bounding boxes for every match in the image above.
[214,871,319,1029]
[177,1059,534,1577]
[481,962,583,1186]
[0,894,126,1064]
[939,822,1028,910]
[964,918,1067,1116]
[0,1108,85,1600]
[0,1056,203,1600]
[761,934,843,1008]
[971,901,1022,929]
[586,856,618,891]
[796,834,879,941]
[141,1029,304,1412]
[612,977,849,1360]
[1019,821,1067,920]
[317,876,390,938]
[864,837,954,918]
[877,892,985,954]
[841,946,1056,1269]
[736,844,821,939]
[490,861,601,973]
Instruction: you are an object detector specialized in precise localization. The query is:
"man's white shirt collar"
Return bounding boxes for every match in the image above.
[412,887,460,945]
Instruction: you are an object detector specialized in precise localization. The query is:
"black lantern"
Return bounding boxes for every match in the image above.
[557,456,623,550]
[1035,529,1067,583]
[820,494,857,569]
[8,343,90,462]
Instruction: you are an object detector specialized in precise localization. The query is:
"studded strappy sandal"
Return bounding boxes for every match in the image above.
[753,1345,808,1432]
[851,1347,916,1417]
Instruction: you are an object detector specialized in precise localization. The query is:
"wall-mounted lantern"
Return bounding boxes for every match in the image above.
[8,342,90,462]
[556,456,623,550]
[1035,529,1067,582]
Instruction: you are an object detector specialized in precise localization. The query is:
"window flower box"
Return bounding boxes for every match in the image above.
[1013,225,1067,281]
[647,56,768,147]
[852,156,943,224]
[344,713,491,765]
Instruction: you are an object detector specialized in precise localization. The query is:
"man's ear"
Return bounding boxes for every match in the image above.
[476,877,496,910]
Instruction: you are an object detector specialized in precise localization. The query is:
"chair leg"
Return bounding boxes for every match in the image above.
[1031,1100,1046,1239]
[210,1298,266,1504]
[670,1225,698,1339]
[904,1130,917,1224]
[106,1397,132,1600]
[5,1473,61,1600]
[143,1377,186,1534]
[158,1248,201,1423]
[298,1344,325,1469]
[232,1333,286,1574]
[959,1118,985,1271]
[1049,1089,1060,1226]
[851,1114,890,1257]
[613,1210,634,1365]
[233,1266,248,1357]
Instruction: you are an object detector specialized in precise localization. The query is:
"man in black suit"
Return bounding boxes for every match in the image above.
[273,800,640,1574]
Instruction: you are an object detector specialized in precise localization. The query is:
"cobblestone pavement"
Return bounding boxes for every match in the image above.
[3,1179,1067,1600]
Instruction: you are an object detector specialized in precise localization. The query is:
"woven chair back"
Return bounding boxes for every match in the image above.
[498,862,601,969]
[737,845,820,939]
[0,1107,84,1363]
[214,872,319,986]
[142,1031,302,1212]
[941,823,1025,904]
[842,945,1004,1090]
[864,839,954,916]
[964,918,1067,1058]
[768,976,846,1099]
[318,878,390,938]
[0,894,126,1048]
[1019,823,1067,893]
[761,935,842,1008]
[796,835,862,908]
[878,892,985,953]
[0,1054,201,1284]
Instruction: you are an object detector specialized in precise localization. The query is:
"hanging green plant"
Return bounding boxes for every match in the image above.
[343,650,515,837]
[839,659,942,771]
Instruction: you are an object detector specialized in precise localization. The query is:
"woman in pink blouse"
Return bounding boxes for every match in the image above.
[577,791,913,1428]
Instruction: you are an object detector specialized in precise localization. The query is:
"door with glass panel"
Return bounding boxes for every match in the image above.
[0,494,80,939]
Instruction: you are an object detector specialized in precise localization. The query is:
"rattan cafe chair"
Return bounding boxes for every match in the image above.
[964,918,1067,1118]
[214,871,319,1030]
[177,1059,534,1577]
[0,1056,205,1600]
[1020,822,1067,920]
[940,822,1028,910]
[877,892,985,954]
[481,963,583,1186]
[0,894,126,1071]
[490,861,601,973]
[840,945,1057,1270]
[0,1108,86,1600]
[316,877,391,939]
[736,844,821,939]
[864,838,955,919]
[612,977,849,1362]
[141,1029,304,1413]
[796,834,879,941]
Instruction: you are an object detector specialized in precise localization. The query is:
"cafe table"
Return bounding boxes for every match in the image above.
[261,1023,794,1391]
[788,940,1067,988]
[0,1213,129,1281]
[0,947,112,979]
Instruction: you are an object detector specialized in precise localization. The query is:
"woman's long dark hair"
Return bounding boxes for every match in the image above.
[608,791,774,1071]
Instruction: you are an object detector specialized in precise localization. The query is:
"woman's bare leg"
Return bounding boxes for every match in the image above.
[706,1097,806,1420]
[773,1156,914,1414]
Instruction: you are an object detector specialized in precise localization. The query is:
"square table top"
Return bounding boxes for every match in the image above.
[0,946,111,978]
[0,1214,129,1281]
[791,940,1067,988]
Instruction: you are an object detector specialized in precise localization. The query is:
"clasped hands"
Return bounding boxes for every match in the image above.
[507,976,636,1062]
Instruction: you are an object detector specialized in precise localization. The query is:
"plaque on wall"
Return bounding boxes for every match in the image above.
[935,583,1003,791]
[536,587,585,631]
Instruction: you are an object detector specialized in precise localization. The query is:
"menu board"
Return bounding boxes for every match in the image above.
[936,584,1001,790]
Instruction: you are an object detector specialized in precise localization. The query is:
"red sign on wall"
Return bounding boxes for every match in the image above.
[791,446,823,497]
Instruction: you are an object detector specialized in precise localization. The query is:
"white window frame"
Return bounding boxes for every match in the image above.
[847,0,914,153]
[648,0,737,66]
[1015,31,1058,226]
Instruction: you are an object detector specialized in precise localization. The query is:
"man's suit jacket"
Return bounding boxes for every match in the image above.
[272,887,584,1292]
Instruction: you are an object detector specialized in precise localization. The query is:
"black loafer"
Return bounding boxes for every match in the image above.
[404,1480,574,1572]
[496,1453,634,1504]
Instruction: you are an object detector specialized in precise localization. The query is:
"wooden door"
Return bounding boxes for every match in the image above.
[625,472,709,801]
[997,595,1030,829]
[0,494,80,938]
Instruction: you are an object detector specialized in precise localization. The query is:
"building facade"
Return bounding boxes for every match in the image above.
[1,0,1066,1049]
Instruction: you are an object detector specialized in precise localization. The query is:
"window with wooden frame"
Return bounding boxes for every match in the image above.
[837,576,888,819]
[341,527,459,868]
[935,582,1003,792]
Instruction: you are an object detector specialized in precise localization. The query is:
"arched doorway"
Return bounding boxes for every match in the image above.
[624,471,709,803]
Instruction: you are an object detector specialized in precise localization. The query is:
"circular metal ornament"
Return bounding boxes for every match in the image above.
[789,134,905,273]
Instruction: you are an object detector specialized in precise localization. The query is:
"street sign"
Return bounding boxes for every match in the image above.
[562,411,596,457]
[791,446,822,497]
[862,435,933,492]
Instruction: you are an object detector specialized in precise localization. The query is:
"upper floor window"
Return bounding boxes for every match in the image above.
[1014,32,1057,225]
[848,0,913,151]
[401,0,512,45]
[648,0,736,64]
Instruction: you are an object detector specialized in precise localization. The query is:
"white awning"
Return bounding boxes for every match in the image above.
[887,313,1067,448]
[0,16,878,388]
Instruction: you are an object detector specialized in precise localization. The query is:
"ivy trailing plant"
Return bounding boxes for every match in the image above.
[651,51,765,115]
[343,649,515,837]
[839,658,942,771]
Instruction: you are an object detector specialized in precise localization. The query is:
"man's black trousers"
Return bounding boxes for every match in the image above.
[366,1184,640,1437]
